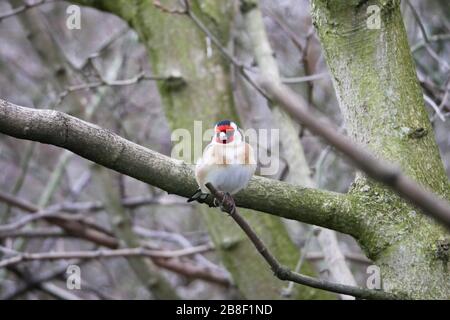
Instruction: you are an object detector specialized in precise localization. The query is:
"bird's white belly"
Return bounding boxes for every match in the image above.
[202,164,253,194]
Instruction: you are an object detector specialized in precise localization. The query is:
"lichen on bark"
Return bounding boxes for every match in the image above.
[311,0,450,298]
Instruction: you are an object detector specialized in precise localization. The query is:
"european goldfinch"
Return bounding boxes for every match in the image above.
[188,120,256,204]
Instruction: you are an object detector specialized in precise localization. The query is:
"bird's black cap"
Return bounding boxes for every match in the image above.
[215,120,231,127]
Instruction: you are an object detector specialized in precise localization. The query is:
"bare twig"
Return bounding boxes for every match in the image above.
[152,258,232,286]
[241,1,358,300]
[424,94,445,122]
[80,27,130,69]
[306,251,372,265]
[0,142,36,223]
[0,190,118,248]
[152,0,270,100]
[0,244,214,269]
[205,182,399,300]
[281,228,315,297]
[0,0,57,22]
[0,190,187,216]
[0,206,83,234]
[411,34,450,53]
[1,261,80,300]
[0,190,229,285]
[406,0,450,71]
[54,72,167,107]
[282,72,327,84]
[152,0,188,15]
[0,228,66,239]
[134,226,225,272]
[260,80,450,230]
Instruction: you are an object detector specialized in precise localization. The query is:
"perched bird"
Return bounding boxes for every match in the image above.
[188,120,256,204]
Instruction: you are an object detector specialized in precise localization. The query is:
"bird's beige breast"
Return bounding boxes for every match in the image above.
[195,142,256,191]
[206,143,255,166]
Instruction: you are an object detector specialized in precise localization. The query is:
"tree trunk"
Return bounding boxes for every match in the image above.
[311,0,449,298]
[241,0,357,299]
[73,0,331,299]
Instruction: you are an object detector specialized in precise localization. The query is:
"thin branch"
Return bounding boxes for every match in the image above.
[260,80,450,230]
[134,226,225,272]
[152,258,232,286]
[0,142,36,224]
[282,228,315,297]
[7,266,81,300]
[306,252,372,265]
[205,182,399,300]
[0,206,84,234]
[411,34,450,52]
[241,1,358,299]
[282,72,327,84]
[0,190,187,216]
[79,27,130,69]
[0,228,66,239]
[431,74,450,123]
[406,0,450,71]
[54,72,167,107]
[0,245,214,269]
[423,93,445,121]
[0,189,118,248]
[152,0,271,100]
[0,190,231,286]
[262,8,304,53]
[2,262,79,300]
[93,166,179,300]
[0,0,57,22]
[152,0,187,15]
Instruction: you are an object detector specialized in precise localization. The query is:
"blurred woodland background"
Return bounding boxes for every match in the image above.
[0,0,449,299]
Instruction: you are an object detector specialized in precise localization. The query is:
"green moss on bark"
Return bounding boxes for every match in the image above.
[311,0,450,298]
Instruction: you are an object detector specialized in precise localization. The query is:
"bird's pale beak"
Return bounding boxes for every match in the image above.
[219,131,227,142]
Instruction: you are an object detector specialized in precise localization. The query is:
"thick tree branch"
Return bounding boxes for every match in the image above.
[260,81,450,230]
[0,99,356,236]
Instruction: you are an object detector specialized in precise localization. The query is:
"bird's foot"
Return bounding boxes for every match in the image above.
[219,192,236,214]
[187,189,210,205]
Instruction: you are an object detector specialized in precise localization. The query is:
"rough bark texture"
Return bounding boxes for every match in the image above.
[311,0,449,298]
[69,0,331,299]
[241,0,357,299]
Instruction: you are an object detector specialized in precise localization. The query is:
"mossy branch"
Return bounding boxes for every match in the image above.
[261,81,450,230]
[0,99,358,237]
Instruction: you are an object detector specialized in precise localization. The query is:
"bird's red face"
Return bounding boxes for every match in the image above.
[215,123,235,144]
